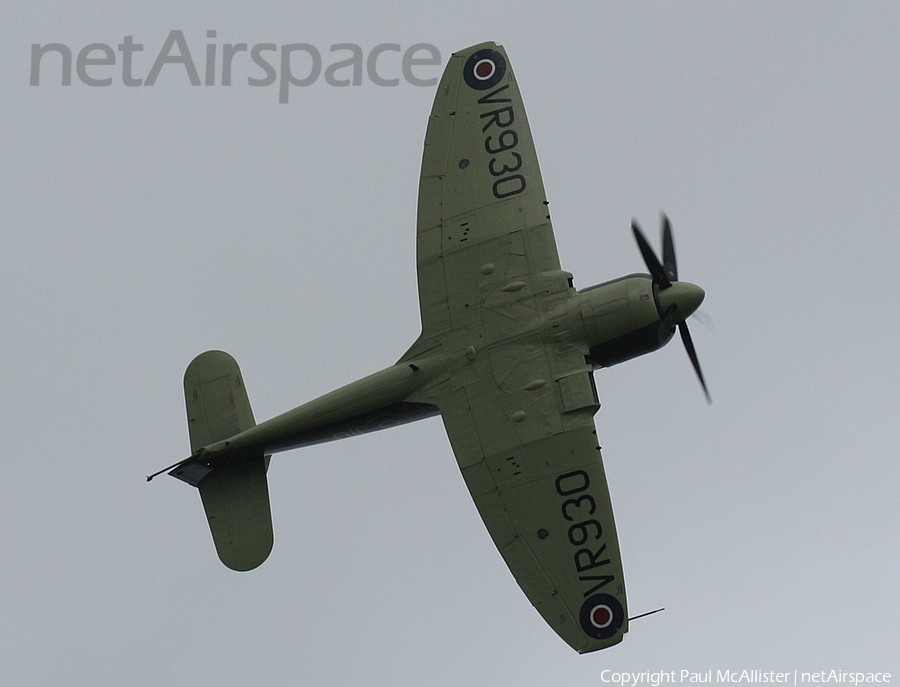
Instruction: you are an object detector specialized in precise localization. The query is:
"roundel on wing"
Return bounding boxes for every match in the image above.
[579,594,625,640]
[463,49,507,90]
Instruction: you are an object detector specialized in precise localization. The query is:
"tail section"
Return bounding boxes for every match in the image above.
[179,350,274,571]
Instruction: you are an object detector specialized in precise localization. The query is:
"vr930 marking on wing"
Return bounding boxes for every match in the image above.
[555,470,617,597]
[476,83,527,199]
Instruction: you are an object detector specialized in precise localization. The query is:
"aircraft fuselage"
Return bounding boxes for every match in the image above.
[179,270,702,483]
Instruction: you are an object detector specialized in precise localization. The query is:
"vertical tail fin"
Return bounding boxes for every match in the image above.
[182,351,273,571]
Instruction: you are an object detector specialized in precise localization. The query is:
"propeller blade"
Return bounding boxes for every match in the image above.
[632,220,671,289]
[661,214,677,282]
[634,214,710,403]
[679,321,711,404]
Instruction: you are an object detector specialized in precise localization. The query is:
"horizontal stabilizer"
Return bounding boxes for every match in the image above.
[183,350,271,570]
[199,454,274,571]
[184,350,256,455]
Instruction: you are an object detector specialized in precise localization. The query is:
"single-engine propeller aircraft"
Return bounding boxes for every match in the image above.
[149,42,708,653]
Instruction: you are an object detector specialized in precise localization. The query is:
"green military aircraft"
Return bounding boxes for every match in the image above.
[149,42,707,653]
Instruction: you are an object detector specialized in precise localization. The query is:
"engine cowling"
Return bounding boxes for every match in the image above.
[580,275,674,368]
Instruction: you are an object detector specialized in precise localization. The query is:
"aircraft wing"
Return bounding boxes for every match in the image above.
[435,357,628,653]
[412,41,568,344]
[409,43,628,652]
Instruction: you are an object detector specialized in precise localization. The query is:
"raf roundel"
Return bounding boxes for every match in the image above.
[579,594,625,640]
[473,59,495,80]
[590,604,613,628]
[463,48,507,90]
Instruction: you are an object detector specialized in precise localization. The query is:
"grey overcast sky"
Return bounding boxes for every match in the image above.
[2,2,899,685]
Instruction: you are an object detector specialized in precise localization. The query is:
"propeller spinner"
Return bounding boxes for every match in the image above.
[632,215,711,403]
